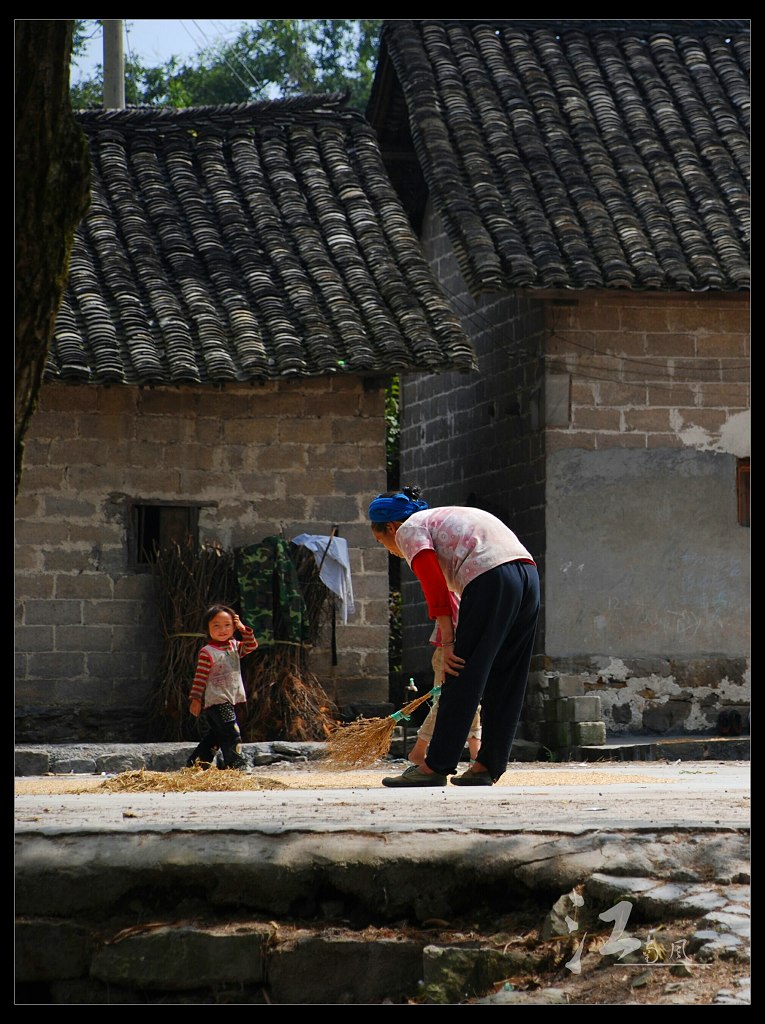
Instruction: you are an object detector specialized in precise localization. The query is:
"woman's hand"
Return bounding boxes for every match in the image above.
[442,647,465,677]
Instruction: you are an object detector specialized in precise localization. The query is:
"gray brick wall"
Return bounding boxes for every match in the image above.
[15,378,391,741]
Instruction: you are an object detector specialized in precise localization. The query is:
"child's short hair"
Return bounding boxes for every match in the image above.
[202,604,237,631]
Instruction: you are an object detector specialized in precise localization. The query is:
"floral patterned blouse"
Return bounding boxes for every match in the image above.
[395,507,535,596]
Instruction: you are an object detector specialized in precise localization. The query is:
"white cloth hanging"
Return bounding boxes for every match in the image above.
[291,534,355,624]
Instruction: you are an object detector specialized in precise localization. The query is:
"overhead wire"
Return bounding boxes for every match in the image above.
[187,19,265,94]
[120,19,264,99]
[122,21,136,102]
[546,328,749,374]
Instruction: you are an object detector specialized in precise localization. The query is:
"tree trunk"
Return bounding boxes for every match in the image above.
[15,20,91,496]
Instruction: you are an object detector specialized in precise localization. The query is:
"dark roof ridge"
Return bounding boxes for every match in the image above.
[75,93,353,129]
[382,19,750,37]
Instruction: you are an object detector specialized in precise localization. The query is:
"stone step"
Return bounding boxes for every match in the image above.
[15,856,751,1004]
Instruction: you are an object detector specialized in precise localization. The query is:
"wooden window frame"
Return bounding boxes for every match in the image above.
[127,500,215,569]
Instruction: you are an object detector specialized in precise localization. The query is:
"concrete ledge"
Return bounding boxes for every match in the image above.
[574,736,750,762]
[15,829,750,920]
[14,741,327,776]
[14,734,749,778]
[15,830,750,1002]
[15,737,547,775]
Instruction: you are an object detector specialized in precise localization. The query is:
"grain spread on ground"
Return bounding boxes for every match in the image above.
[15,764,675,794]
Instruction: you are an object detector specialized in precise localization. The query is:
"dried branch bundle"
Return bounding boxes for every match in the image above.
[239,649,337,742]
[147,538,338,743]
[147,541,237,741]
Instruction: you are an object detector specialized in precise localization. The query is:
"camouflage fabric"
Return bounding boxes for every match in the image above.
[234,536,311,647]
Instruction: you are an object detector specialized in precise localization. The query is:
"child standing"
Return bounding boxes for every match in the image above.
[186,604,258,770]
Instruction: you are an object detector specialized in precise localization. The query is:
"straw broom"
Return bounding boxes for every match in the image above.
[323,685,441,769]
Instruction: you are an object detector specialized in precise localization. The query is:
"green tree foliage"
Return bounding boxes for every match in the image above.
[385,376,400,490]
[71,19,382,110]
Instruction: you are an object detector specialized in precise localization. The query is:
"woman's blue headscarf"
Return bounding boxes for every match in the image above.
[368,492,429,523]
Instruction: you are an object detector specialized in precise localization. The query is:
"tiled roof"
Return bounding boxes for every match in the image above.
[369,20,750,294]
[47,95,477,385]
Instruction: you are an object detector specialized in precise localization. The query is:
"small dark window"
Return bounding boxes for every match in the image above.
[129,502,201,566]
[736,458,750,527]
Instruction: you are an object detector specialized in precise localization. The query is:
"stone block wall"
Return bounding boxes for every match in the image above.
[399,205,547,681]
[15,378,392,741]
[543,290,750,455]
[525,659,750,743]
[540,290,750,740]
[397,207,750,743]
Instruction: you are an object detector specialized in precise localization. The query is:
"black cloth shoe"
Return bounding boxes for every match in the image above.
[382,765,448,788]
[450,768,494,786]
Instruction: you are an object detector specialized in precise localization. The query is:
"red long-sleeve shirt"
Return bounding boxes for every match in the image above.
[411,549,452,618]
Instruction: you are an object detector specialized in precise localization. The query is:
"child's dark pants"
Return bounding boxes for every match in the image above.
[187,702,246,769]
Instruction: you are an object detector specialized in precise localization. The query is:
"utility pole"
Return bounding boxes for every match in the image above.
[102,19,125,109]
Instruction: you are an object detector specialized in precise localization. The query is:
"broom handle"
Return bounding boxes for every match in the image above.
[316,527,338,666]
[390,685,441,722]
[316,526,338,573]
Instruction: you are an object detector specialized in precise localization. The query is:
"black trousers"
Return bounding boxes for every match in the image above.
[424,560,540,781]
[187,702,246,769]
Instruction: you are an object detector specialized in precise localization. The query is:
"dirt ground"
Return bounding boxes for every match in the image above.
[469,927,749,1006]
[344,909,750,1006]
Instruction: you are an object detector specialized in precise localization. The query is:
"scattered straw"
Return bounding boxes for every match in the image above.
[97,767,291,792]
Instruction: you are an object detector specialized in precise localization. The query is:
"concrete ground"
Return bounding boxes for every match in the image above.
[15,742,751,1004]
[14,737,751,833]
[14,757,750,833]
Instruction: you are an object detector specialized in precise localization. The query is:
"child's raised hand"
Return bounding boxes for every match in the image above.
[232,614,245,633]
